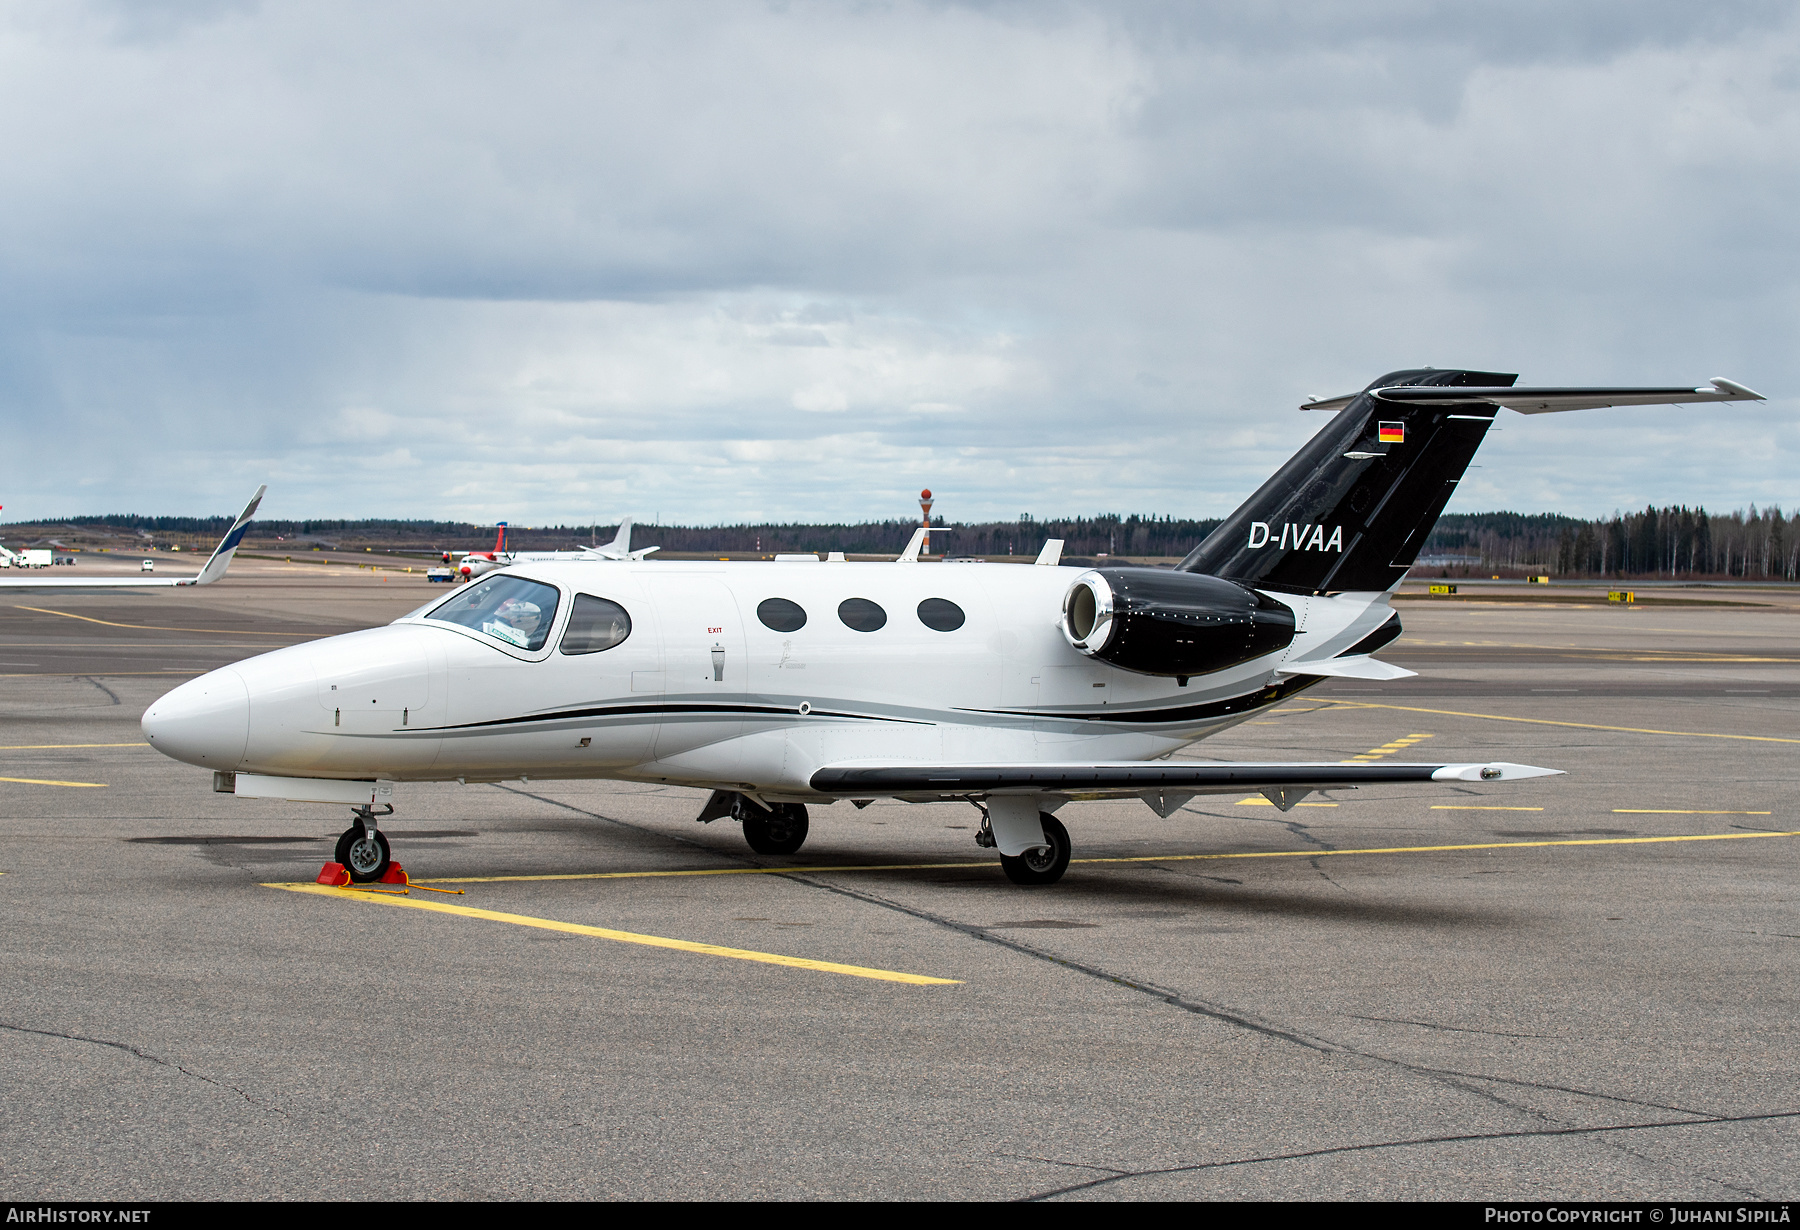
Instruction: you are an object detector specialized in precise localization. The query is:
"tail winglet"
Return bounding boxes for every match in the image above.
[188,485,266,587]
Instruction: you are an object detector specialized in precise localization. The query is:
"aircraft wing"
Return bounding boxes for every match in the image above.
[0,485,265,589]
[810,759,1559,812]
[1275,653,1416,681]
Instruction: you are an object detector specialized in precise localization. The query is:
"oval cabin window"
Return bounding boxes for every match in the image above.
[757,598,808,633]
[837,597,887,632]
[916,597,966,631]
[559,594,633,655]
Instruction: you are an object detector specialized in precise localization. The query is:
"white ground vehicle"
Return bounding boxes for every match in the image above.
[141,559,155,572]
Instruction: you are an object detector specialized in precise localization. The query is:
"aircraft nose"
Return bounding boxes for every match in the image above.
[142,668,250,769]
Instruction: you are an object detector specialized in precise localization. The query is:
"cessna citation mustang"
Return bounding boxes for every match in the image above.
[141,371,1767,887]
[0,487,264,590]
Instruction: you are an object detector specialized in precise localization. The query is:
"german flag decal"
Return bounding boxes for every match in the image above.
[1377,421,1405,444]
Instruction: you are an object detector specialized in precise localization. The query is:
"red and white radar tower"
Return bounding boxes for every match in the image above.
[919,489,934,556]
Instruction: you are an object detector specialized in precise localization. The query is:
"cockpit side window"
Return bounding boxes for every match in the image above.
[560,594,633,655]
[426,575,561,651]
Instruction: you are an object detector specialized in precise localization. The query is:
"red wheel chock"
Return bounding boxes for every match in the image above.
[312,859,463,895]
[314,861,405,886]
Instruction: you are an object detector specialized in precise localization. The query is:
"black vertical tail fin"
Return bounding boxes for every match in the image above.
[1178,368,1514,593]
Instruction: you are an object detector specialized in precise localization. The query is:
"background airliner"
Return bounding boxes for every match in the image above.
[0,487,265,590]
[140,372,1767,887]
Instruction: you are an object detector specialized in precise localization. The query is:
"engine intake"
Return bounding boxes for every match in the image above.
[1061,568,1296,677]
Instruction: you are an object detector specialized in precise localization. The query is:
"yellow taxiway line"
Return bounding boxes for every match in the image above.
[0,776,107,787]
[1431,805,1544,811]
[1318,699,1800,745]
[403,829,1799,885]
[1613,809,1772,815]
[265,882,960,986]
[12,606,308,638]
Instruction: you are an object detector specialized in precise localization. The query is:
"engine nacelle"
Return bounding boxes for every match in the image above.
[1060,568,1296,677]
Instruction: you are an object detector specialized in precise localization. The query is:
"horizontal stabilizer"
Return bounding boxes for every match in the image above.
[811,760,1561,797]
[1277,654,1416,681]
[1304,378,1763,414]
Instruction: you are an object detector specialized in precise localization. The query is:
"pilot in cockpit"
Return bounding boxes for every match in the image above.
[482,598,543,649]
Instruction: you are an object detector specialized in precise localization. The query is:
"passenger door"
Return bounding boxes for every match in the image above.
[644,573,748,772]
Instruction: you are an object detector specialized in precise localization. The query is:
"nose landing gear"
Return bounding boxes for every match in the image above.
[334,805,393,883]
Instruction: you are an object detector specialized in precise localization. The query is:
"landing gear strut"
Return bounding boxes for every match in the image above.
[335,805,392,883]
[734,796,810,856]
[999,812,1071,886]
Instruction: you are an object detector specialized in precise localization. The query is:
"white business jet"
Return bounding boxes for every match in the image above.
[0,487,265,590]
[516,518,660,564]
[142,371,1767,886]
[454,519,657,580]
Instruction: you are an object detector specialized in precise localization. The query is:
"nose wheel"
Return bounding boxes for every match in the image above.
[335,821,391,883]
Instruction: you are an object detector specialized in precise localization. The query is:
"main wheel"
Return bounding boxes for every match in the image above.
[999,813,1070,886]
[743,803,809,856]
[335,826,391,883]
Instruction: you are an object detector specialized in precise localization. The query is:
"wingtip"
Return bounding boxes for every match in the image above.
[1431,762,1563,781]
[1709,377,1765,401]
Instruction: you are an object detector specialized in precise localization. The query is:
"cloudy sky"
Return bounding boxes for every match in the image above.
[1,0,1796,528]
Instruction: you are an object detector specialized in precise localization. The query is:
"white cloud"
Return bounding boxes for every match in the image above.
[0,1,1794,527]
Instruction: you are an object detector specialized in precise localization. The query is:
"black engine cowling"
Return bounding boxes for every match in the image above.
[1061,568,1296,677]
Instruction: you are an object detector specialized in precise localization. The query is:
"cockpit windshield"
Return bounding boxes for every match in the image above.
[426,575,561,651]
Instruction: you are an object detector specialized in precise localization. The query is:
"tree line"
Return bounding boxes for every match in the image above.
[1424,507,1799,580]
[2,511,1223,559]
[12,506,1796,579]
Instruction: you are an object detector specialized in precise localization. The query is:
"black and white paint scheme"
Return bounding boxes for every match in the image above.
[142,372,1764,885]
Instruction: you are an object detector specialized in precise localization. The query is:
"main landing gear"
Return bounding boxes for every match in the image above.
[1000,813,1070,886]
[695,790,812,856]
[977,801,1072,886]
[737,796,810,856]
[334,805,392,883]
